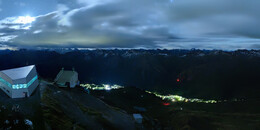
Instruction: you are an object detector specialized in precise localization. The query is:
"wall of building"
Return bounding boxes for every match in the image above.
[12,88,28,98]
[0,72,14,84]
[13,78,27,85]
[70,73,78,88]
[0,82,12,97]
[26,67,37,83]
[0,72,13,98]
[0,66,39,98]
[27,78,39,96]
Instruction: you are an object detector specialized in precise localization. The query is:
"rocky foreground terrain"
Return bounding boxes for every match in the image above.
[41,81,135,129]
[1,80,260,129]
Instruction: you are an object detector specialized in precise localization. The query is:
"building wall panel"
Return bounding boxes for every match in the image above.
[12,88,28,98]
[26,67,37,83]
[13,78,27,84]
[27,78,39,96]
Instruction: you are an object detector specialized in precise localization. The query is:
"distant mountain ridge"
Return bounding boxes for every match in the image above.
[0,49,259,100]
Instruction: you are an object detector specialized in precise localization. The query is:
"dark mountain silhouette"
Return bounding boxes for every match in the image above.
[0,49,259,100]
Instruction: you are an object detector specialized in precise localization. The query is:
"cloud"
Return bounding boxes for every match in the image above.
[77,0,117,6]
[0,0,259,49]
[0,0,2,12]
[0,43,17,50]
[168,0,260,38]
[0,15,36,44]
[7,0,175,48]
[14,2,26,7]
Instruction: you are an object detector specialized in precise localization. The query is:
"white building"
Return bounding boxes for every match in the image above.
[133,114,143,124]
[54,68,79,88]
[0,65,39,98]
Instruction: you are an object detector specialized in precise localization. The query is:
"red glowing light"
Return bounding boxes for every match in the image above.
[163,103,170,106]
[177,78,180,82]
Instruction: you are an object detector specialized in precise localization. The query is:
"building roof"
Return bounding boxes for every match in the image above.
[1,65,35,80]
[133,114,143,119]
[56,70,77,83]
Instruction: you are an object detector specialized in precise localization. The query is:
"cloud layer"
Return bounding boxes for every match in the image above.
[0,0,260,49]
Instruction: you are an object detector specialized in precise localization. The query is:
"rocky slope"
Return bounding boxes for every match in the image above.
[40,81,135,129]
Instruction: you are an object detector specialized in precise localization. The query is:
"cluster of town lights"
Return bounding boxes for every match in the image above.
[145,91,217,104]
[80,83,217,104]
[80,84,123,90]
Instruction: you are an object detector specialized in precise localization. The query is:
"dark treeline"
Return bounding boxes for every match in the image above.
[0,49,259,100]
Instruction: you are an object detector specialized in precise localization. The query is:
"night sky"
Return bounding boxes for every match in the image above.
[0,0,259,50]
